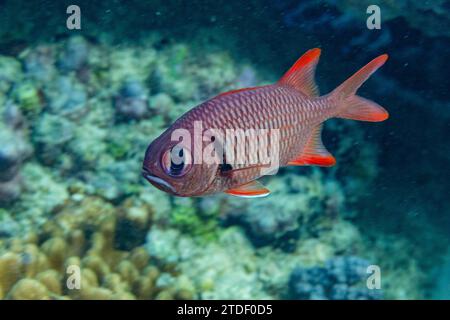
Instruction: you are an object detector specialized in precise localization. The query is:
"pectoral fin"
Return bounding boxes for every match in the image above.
[288,124,336,167]
[225,180,270,198]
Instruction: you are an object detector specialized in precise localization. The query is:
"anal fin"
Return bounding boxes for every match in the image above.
[288,124,336,167]
[225,180,270,198]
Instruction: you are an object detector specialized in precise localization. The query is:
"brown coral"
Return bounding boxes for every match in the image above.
[0,196,193,300]
[8,278,50,300]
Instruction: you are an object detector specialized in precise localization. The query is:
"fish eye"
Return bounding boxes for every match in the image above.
[161,145,192,177]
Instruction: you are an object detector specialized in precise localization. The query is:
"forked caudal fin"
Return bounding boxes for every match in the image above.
[280,50,389,169]
[332,54,389,122]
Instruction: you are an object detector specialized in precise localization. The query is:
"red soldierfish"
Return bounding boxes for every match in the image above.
[143,48,389,198]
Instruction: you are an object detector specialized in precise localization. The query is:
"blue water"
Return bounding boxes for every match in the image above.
[0,0,448,300]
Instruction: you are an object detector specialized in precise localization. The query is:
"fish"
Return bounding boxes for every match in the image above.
[142,48,389,198]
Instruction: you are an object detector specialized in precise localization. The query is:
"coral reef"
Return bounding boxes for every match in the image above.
[146,217,379,299]
[0,56,33,204]
[57,36,89,72]
[115,79,150,121]
[288,256,382,300]
[147,226,269,299]
[0,105,32,204]
[0,33,431,299]
[0,1,446,299]
[223,171,339,245]
[0,195,195,300]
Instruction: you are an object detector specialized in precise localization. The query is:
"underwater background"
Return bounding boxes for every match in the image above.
[0,0,449,299]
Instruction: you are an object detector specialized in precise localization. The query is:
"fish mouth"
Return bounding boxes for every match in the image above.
[142,168,175,193]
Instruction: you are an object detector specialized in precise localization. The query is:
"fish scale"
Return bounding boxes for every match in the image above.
[230,88,322,151]
[143,48,389,197]
[180,85,332,193]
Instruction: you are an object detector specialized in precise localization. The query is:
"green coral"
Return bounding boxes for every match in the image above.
[168,199,220,242]
[68,124,108,167]
[0,56,22,94]
[107,46,158,92]
[11,81,42,114]
[7,163,68,235]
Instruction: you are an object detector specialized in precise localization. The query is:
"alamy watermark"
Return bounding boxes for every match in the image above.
[366,5,381,30]
[66,4,382,32]
[169,121,281,176]
[66,5,81,30]
[367,265,382,290]
[66,265,81,290]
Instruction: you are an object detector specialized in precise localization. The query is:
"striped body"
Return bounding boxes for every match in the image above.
[172,84,335,194]
[143,48,389,198]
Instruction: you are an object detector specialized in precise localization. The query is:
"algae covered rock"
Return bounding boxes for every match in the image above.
[289,256,382,300]
[224,171,340,245]
[0,55,23,94]
[10,81,43,115]
[44,75,88,119]
[0,124,32,204]
[57,36,89,72]
[115,78,150,121]
[32,113,75,165]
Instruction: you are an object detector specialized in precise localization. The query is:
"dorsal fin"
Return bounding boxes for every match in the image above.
[278,48,321,97]
[288,124,336,167]
[225,180,270,198]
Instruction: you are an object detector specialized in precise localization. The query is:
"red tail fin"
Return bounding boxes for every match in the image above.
[332,54,389,122]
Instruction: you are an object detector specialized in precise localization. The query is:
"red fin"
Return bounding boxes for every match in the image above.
[216,86,259,98]
[289,154,336,167]
[225,180,270,198]
[333,54,388,99]
[331,54,389,123]
[278,48,321,97]
[288,124,336,167]
[337,96,389,122]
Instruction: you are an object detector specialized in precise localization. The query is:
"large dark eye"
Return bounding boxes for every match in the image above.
[161,145,191,177]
